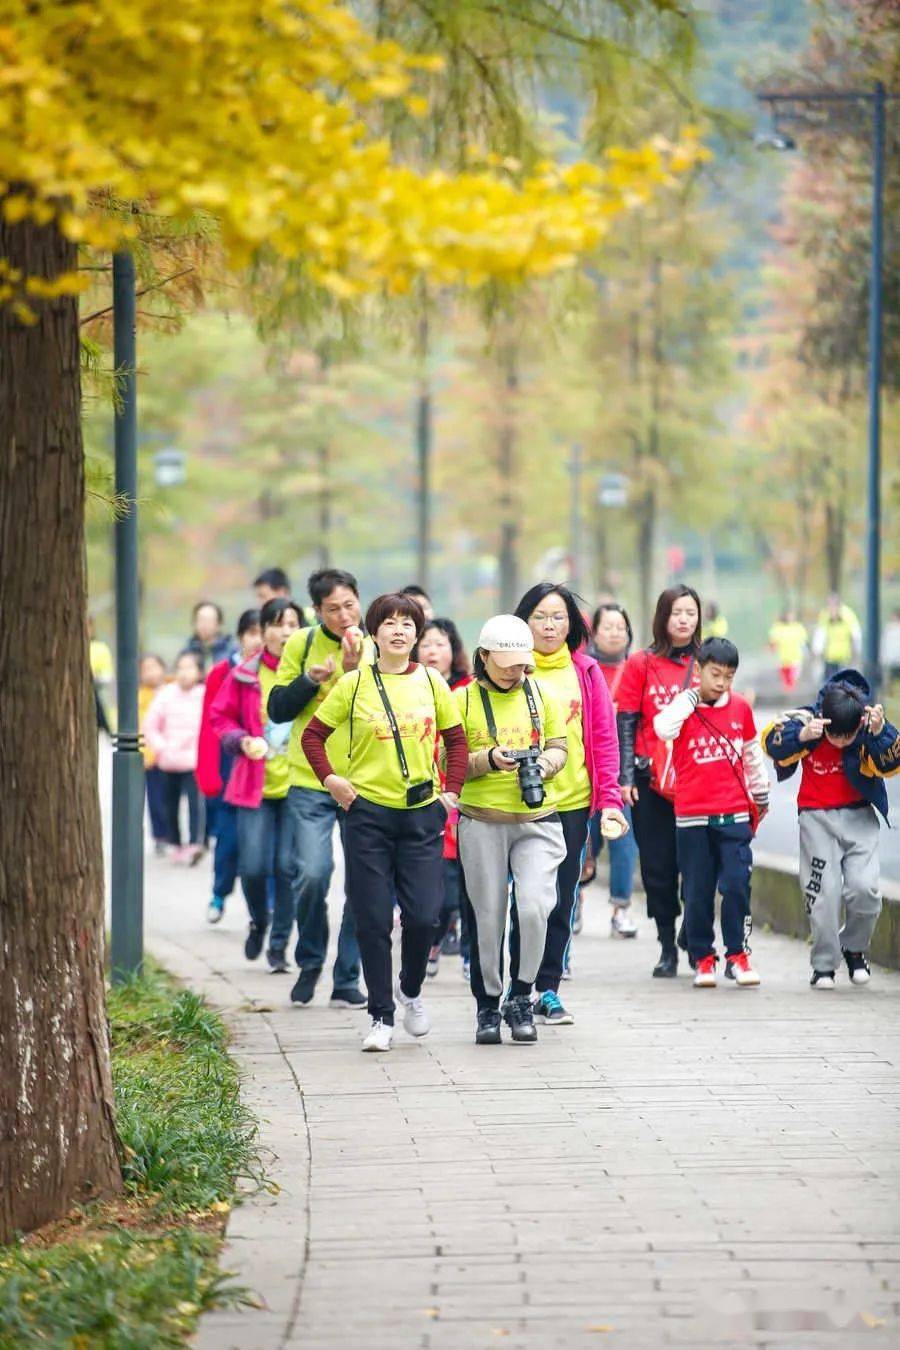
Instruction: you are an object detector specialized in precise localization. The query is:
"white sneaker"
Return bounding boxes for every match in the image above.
[610,908,638,938]
[395,983,430,1038]
[361,1019,393,1052]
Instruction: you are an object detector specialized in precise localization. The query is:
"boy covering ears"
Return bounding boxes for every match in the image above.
[763,669,900,988]
[654,638,769,988]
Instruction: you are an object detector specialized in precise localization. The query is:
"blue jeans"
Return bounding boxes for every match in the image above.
[589,805,638,905]
[237,798,296,950]
[211,798,239,899]
[287,786,361,992]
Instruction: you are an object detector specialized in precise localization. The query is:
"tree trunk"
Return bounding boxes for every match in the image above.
[414,307,431,592]
[824,496,846,594]
[497,342,519,612]
[637,488,656,645]
[0,212,122,1241]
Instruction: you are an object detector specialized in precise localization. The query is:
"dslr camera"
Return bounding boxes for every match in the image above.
[508,746,545,808]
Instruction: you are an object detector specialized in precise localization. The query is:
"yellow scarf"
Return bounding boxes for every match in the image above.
[534,645,572,672]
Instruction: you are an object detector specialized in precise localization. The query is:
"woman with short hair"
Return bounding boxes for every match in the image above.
[302,594,468,1052]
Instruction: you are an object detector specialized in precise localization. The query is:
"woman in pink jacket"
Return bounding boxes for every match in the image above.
[508,582,628,1025]
[142,651,205,863]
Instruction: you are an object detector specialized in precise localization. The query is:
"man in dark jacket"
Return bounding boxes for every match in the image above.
[182,601,238,673]
[762,669,900,988]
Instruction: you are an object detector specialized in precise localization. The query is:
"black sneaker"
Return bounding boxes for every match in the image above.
[267,947,289,973]
[810,969,836,989]
[502,994,537,1044]
[330,987,367,1009]
[475,1009,502,1044]
[290,966,321,1006]
[244,923,266,961]
[843,951,871,986]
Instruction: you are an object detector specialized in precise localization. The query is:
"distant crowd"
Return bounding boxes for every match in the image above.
[90,566,900,1050]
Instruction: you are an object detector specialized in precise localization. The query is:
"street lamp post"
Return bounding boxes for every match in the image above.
[757,83,894,691]
[110,250,144,982]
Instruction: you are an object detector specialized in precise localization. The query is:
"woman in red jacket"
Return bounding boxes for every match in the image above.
[509,582,628,1025]
[617,584,702,978]
[210,598,303,968]
[197,609,263,924]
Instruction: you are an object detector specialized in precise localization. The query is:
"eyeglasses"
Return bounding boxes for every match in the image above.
[531,613,568,626]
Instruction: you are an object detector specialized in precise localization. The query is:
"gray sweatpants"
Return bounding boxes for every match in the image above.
[798,806,882,973]
[458,814,567,998]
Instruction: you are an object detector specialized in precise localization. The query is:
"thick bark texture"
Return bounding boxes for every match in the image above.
[0,213,122,1240]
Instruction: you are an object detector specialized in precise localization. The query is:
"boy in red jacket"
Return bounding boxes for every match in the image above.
[653,638,769,988]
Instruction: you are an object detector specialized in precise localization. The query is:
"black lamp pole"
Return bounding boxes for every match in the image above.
[110,249,144,981]
[757,84,893,692]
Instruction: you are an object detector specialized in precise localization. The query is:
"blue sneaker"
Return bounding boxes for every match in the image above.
[534,990,574,1025]
[207,896,225,925]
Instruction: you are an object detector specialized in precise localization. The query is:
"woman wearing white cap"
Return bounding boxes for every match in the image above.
[454,614,568,1045]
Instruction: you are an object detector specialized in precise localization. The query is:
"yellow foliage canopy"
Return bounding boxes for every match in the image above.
[0,0,707,301]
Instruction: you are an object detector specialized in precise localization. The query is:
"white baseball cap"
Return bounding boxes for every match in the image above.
[477,614,536,670]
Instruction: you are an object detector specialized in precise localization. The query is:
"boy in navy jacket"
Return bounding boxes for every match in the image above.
[762,668,900,987]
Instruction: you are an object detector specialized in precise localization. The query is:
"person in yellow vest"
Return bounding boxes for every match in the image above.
[268,568,372,1009]
[768,608,808,694]
[704,600,729,639]
[88,615,115,734]
[813,593,862,679]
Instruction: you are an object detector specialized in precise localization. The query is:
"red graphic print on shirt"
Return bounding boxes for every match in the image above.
[797,737,865,812]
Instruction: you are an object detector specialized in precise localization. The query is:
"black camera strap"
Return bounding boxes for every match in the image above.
[479,678,542,747]
[371,663,415,780]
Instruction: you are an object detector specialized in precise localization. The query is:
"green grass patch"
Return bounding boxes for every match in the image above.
[0,962,262,1348]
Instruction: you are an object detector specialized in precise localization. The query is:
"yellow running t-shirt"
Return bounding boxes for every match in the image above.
[273,625,376,791]
[315,663,461,811]
[456,678,566,815]
[258,660,291,800]
[533,648,591,812]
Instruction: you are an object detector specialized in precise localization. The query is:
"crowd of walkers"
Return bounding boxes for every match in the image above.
[134,567,900,1051]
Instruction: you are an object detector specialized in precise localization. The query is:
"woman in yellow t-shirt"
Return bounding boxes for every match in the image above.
[454,615,571,1047]
[512,583,629,1023]
[302,594,468,1054]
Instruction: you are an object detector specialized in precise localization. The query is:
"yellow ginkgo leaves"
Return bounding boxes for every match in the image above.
[0,0,708,306]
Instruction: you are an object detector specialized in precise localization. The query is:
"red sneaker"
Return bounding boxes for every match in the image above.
[725,952,760,987]
[693,954,717,988]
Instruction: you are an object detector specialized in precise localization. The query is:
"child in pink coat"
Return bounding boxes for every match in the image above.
[143,651,205,862]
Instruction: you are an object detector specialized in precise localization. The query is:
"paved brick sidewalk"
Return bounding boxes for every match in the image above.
[145,847,900,1349]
